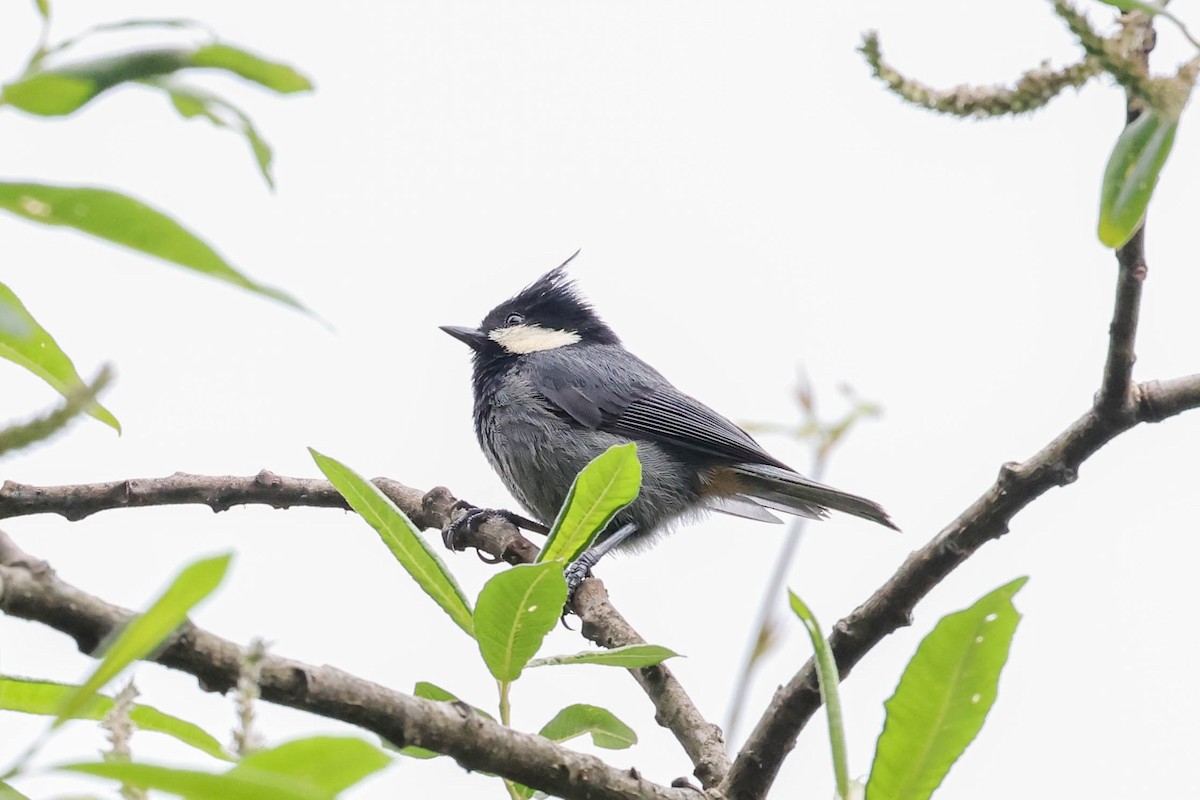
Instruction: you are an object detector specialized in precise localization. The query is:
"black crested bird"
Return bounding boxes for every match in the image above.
[441,256,897,589]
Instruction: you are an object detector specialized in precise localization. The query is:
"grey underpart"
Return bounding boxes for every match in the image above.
[565,522,639,600]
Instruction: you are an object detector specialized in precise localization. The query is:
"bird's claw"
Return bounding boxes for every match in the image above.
[443,504,543,551]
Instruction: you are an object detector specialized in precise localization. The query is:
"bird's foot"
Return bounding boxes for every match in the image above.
[443,502,547,553]
[564,557,596,605]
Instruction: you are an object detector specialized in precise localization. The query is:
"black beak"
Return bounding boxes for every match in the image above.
[439,325,489,352]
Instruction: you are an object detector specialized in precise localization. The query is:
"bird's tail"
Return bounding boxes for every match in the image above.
[728,463,899,531]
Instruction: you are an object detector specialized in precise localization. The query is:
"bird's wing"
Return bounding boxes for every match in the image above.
[526,348,788,468]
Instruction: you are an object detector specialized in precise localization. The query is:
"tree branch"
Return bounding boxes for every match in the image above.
[719,373,1200,800]
[860,30,1100,117]
[0,530,697,800]
[720,12,1173,798]
[0,471,440,527]
[0,474,728,787]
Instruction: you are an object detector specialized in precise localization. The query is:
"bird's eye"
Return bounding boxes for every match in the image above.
[505,313,525,326]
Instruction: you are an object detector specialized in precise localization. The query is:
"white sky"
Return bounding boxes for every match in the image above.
[3,1,1198,798]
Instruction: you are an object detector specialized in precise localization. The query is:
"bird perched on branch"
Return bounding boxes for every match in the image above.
[441,254,896,590]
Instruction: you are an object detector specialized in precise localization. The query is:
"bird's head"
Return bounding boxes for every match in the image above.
[440,252,619,357]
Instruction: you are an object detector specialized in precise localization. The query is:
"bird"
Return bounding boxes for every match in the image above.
[440,254,897,590]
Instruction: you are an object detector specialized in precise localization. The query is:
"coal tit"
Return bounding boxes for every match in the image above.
[441,256,896,582]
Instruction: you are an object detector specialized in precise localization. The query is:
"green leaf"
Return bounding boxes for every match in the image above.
[0,676,231,761]
[537,443,641,565]
[789,591,850,800]
[54,553,232,726]
[59,761,329,800]
[412,681,495,720]
[0,282,119,431]
[396,681,495,759]
[0,183,305,311]
[1097,110,1177,248]
[2,49,193,115]
[526,644,679,669]
[538,704,637,750]
[866,577,1028,800]
[230,737,389,795]
[1,74,93,115]
[309,449,474,637]
[161,82,276,189]
[0,779,30,800]
[474,563,567,682]
[190,44,313,93]
[2,43,310,117]
[32,0,49,21]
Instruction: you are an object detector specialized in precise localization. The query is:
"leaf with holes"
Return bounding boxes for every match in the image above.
[474,562,566,681]
[866,577,1028,800]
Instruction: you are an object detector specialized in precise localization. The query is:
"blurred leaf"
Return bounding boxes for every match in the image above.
[526,644,679,669]
[538,705,637,750]
[0,283,118,430]
[190,44,313,93]
[230,738,389,795]
[60,761,329,800]
[4,43,310,117]
[537,443,641,565]
[32,0,49,20]
[866,577,1028,800]
[0,676,230,761]
[0,366,113,456]
[3,49,192,115]
[1097,110,1177,248]
[55,553,232,726]
[789,591,850,800]
[0,183,305,311]
[2,73,93,114]
[0,780,29,800]
[309,449,474,637]
[160,81,275,188]
[474,563,566,682]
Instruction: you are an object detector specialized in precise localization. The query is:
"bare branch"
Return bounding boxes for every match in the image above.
[719,373,1200,799]
[0,474,728,787]
[431,504,733,787]
[0,471,439,527]
[0,531,697,800]
[575,580,730,788]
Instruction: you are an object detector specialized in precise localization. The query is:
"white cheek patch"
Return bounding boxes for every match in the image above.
[489,323,581,354]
